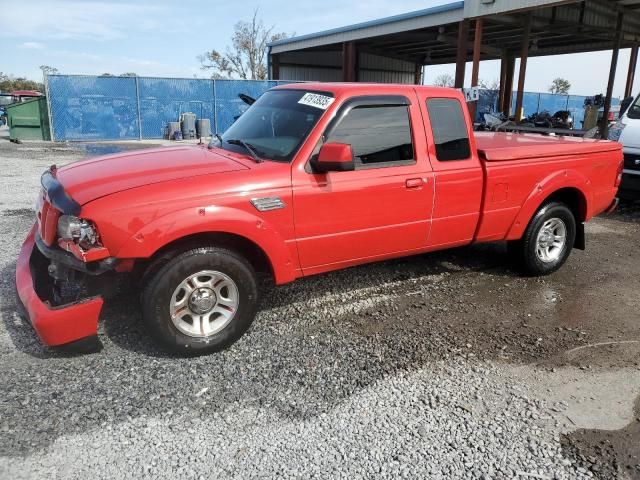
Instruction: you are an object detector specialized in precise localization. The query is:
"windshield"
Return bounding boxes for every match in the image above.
[218,89,331,162]
[626,94,640,120]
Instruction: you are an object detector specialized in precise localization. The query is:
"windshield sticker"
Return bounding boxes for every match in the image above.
[298,93,335,110]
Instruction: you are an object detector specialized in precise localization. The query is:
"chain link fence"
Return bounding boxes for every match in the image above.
[46,74,620,141]
[475,90,621,128]
[45,75,295,141]
[47,75,140,141]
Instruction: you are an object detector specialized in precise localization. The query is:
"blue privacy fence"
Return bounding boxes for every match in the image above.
[45,75,296,141]
[474,89,621,127]
[45,74,619,141]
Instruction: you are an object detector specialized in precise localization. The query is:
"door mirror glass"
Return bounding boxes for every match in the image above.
[312,142,355,172]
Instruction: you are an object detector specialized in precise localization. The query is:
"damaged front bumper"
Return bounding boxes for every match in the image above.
[15,224,105,352]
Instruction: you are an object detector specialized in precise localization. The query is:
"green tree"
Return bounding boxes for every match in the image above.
[199,9,288,80]
[0,72,43,93]
[549,78,571,94]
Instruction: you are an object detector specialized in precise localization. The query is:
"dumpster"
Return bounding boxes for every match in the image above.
[6,96,51,141]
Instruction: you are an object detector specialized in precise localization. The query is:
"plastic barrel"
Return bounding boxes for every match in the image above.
[180,112,196,139]
[167,121,180,140]
[196,118,211,139]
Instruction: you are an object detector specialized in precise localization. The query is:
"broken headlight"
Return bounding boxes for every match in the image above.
[57,215,99,249]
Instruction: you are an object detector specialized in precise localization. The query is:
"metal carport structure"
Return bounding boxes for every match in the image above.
[268,0,640,135]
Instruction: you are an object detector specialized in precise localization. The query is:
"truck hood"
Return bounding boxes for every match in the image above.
[56,146,248,205]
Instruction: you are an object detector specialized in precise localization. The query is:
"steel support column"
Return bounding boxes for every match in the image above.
[602,12,624,139]
[625,45,638,99]
[414,63,422,85]
[498,53,508,114]
[271,54,280,80]
[469,18,484,121]
[515,14,531,122]
[342,41,357,82]
[503,55,515,115]
[454,20,469,89]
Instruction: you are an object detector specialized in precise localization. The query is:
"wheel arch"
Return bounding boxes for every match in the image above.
[116,206,300,285]
[544,187,588,222]
[138,232,275,286]
[506,170,592,241]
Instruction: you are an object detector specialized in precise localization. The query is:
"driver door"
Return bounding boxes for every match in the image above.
[291,94,435,275]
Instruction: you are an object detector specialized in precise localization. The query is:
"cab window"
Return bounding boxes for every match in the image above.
[426,98,471,161]
[327,105,415,169]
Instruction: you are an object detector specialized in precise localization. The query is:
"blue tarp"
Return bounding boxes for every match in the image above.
[46,75,294,141]
[48,75,140,140]
[46,74,619,140]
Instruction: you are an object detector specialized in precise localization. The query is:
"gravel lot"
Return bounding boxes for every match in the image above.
[1,132,639,479]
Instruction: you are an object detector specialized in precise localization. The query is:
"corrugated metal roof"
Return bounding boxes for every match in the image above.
[270,0,640,79]
[269,2,464,54]
[463,0,581,18]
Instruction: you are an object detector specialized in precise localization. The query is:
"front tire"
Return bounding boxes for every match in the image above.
[511,201,576,276]
[142,246,258,355]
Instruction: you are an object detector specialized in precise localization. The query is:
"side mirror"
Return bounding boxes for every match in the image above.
[311,142,355,173]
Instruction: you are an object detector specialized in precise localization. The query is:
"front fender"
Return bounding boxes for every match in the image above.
[116,205,298,284]
[505,169,592,240]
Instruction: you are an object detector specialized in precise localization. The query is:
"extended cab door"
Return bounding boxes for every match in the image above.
[415,92,484,248]
[291,94,435,274]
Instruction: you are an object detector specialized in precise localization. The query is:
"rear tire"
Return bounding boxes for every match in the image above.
[511,201,576,276]
[142,246,258,355]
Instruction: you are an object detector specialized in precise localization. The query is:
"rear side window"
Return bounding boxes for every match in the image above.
[426,98,471,161]
[327,105,414,168]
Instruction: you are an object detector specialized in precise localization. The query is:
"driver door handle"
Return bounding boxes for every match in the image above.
[405,178,424,189]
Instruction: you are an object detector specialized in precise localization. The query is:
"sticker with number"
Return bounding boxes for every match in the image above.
[298,93,335,110]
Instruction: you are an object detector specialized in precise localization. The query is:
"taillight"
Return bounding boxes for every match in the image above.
[615,158,623,187]
[608,111,615,122]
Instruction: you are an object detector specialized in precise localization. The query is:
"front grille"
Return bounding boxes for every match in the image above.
[623,153,640,171]
[37,195,60,247]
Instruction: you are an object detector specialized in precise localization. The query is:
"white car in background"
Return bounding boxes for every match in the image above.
[609,97,640,199]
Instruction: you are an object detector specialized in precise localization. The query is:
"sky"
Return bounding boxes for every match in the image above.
[0,0,638,98]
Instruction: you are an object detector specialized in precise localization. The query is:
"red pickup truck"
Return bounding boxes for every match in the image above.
[16,83,623,354]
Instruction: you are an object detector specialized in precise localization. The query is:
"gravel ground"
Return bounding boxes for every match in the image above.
[1,134,639,479]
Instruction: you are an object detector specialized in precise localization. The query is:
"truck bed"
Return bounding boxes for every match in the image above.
[471,131,621,245]
[475,132,620,162]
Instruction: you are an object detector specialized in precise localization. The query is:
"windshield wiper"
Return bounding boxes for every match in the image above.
[225,138,263,163]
